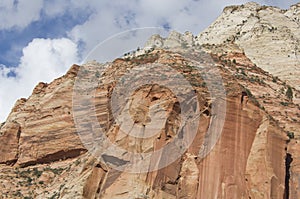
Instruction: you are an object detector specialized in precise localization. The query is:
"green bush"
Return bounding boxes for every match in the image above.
[33,168,43,178]
[286,86,293,101]
[280,102,289,106]
[95,71,100,78]
[287,132,295,139]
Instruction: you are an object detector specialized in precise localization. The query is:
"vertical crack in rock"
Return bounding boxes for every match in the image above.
[13,125,22,166]
[284,153,293,199]
[83,163,108,199]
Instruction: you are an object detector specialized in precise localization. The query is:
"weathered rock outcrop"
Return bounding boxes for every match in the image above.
[0,47,293,198]
[197,2,300,91]
[0,121,21,165]
[0,2,299,199]
[0,65,86,167]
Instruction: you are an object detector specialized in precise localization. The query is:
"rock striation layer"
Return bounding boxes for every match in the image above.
[197,2,300,91]
[0,2,299,199]
[0,47,294,198]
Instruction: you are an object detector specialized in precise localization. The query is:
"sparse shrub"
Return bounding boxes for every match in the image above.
[287,132,295,139]
[280,102,289,106]
[44,166,64,175]
[51,168,64,175]
[75,159,81,166]
[33,168,43,178]
[239,68,246,76]
[49,192,59,199]
[59,184,65,191]
[181,41,188,48]
[244,88,253,98]
[286,86,293,101]
[27,177,33,185]
[95,71,100,78]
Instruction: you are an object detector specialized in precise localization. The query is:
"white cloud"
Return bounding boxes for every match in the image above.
[0,0,297,32]
[42,0,91,18]
[0,38,78,121]
[18,38,78,83]
[68,0,255,58]
[0,0,43,30]
[0,0,90,30]
[68,0,140,58]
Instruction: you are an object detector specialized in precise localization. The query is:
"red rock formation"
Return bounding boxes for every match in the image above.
[0,47,292,198]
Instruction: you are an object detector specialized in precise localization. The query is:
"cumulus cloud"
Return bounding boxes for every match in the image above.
[0,38,78,121]
[18,38,78,83]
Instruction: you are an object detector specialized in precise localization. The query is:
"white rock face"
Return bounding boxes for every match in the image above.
[145,31,196,49]
[197,2,300,90]
[145,34,165,48]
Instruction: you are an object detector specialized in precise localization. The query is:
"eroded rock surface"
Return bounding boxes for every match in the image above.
[0,2,299,199]
[197,2,300,91]
[0,47,293,198]
[0,65,86,167]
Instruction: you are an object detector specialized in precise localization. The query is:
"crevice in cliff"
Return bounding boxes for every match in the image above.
[101,154,130,167]
[12,125,22,166]
[19,148,87,168]
[83,163,108,199]
[241,91,248,104]
[284,153,293,199]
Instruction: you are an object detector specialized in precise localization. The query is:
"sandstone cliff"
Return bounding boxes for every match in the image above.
[0,2,299,199]
[197,2,300,92]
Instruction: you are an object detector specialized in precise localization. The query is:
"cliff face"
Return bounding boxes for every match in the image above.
[0,47,292,198]
[0,65,86,167]
[196,2,300,198]
[0,2,299,199]
[197,2,300,91]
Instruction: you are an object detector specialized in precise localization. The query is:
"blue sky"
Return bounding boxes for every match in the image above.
[0,9,90,67]
[0,0,299,121]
